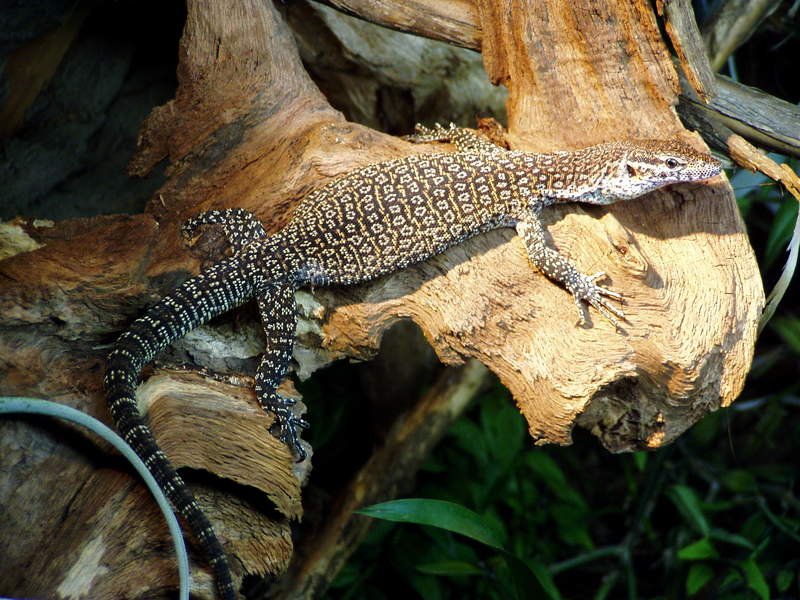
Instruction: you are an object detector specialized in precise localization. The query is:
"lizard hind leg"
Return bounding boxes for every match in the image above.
[255,285,310,461]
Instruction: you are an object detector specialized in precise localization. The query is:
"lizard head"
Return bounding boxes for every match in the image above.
[592,139,722,203]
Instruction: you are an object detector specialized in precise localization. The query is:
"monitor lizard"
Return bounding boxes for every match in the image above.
[104,124,722,599]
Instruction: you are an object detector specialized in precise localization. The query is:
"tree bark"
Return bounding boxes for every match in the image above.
[0,0,762,598]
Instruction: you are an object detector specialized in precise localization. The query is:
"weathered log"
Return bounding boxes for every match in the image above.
[0,0,762,598]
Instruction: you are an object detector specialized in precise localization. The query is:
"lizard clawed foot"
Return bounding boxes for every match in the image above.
[568,271,625,329]
[405,122,456,143]
[268,403,310,462]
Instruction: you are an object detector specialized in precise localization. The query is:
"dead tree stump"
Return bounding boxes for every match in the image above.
[0,0,762,598]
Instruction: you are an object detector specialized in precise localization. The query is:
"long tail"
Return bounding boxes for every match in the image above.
[105,254,261,600]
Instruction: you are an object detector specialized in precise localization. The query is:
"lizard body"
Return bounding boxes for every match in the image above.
[105,125,721,599]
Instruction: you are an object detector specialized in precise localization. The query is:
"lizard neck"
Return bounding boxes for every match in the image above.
[504,149,618,206]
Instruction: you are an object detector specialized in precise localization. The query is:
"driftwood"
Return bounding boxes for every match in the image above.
[0,0,763,598]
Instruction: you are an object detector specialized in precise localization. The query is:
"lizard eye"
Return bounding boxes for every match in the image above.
[666,158,679,168]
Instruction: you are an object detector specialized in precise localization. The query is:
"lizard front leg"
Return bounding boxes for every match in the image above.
[405,122,506,155]
[516,208,625,328]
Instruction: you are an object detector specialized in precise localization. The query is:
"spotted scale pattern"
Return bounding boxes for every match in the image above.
[105,125,721,599]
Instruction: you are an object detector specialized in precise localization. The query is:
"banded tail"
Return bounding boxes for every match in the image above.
[105,254,261,600]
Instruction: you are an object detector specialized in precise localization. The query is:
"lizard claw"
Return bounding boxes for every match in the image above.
[266,397,310,462]
[286,416,310,463]
[569,271,626,329]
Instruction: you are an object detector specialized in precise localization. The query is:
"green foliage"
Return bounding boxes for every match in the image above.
[330,377,799,600]
[763,197,798,271]
[357,499,506,550]
[358,497,561,599]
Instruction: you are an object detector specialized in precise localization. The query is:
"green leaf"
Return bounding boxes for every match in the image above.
[741,514,769,545]
[763,197,798,269]
[416,560,484,576]
[526,453,586,507]
[408,573,443,600]
[633,451,647,471]
[752,534,772,558]
[551,502,593,549]
[357,499,505,550]
[776,569,794,593]
[593,570,620,600]
[481,393,525,467]
[526,453,567,488]
[709,527,755,549]
[677,538,719,560]
[449,419,489,466]
[690,411,722,446]
[420,452,447,473]
[771,316,800,356]
[742,558,770,600]
[482,509,510,548]
[736,192,753,219]
[669,485,710,536]
[722,469,759,493]
[686,563,714,595]
[504,553,562,600]
[752,463,796,484]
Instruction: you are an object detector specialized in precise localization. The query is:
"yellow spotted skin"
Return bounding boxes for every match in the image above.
[283,151,523,282]
[105,124,721,599]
